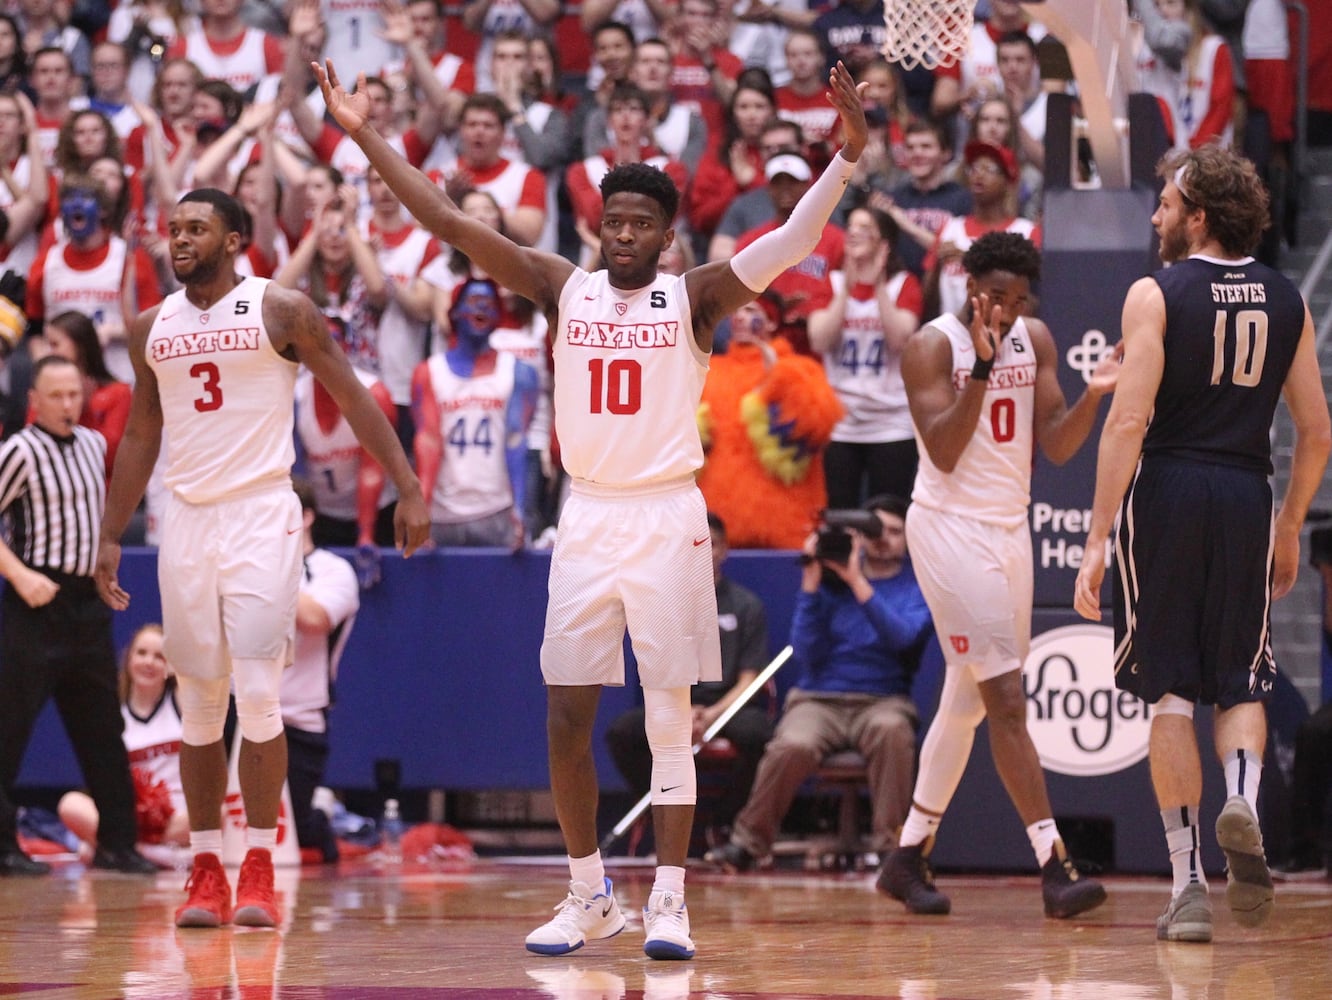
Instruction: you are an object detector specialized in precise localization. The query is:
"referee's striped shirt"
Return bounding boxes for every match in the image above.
[0,424,106,578]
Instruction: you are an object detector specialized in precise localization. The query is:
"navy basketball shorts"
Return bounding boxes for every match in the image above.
[1111,456,1275,708]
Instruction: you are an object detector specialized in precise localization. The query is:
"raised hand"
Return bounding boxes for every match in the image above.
[826,61,869,161]
[313,60,371,136]
[378,0,413,47]
[289,0,322,41]
[237,100,279,137]
[969,292,1001,362]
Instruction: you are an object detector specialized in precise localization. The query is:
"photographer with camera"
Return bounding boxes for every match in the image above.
[705,493,933,872]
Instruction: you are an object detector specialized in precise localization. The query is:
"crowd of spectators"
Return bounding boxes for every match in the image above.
[0,0,1310,550]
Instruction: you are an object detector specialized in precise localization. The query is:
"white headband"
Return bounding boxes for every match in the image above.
[1173,163,1196,204]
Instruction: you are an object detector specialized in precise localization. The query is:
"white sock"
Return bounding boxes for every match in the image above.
[652,865,686,897]
[1223,748,1263,815]
[568,851,606,892]
[1162,805,1206,896]
[246,826,277,851]
[898,806,941,849]
[1026,818,1059,867]
[189,830,224,857]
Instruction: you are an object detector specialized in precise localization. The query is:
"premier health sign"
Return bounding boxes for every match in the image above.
[1023,623,1152,777]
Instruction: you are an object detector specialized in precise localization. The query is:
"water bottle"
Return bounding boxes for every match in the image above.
[380,798,404,865]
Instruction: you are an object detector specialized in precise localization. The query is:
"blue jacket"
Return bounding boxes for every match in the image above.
[788,562,933,697]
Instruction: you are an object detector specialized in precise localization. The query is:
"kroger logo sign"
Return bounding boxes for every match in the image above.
[1023,624,1152,777]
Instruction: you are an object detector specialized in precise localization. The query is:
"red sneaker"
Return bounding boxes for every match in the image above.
[234,848,278,928]
[175,852,232,928]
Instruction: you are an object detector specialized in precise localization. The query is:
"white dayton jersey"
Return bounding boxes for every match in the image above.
[40,234,129,333]
[282,547,359,734]
[553,270,708,487]
[146,276,298,503]
[911,313,1036,528]
[295,367,398,522]
[40,235,132,382]
[425,351,517,523]
[826,270,915,444]
[123,692,186,816]
[934,216,1038,317]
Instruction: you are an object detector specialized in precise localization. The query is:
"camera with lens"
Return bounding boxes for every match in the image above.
[814,509,883,566]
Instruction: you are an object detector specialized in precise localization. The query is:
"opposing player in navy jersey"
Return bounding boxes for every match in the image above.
[315,56,868,960]
[1075,145,1332,943]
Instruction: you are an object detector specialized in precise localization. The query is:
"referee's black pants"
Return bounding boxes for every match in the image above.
[0,574,137,854]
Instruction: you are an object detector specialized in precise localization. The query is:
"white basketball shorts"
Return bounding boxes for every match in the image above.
[158,485,303,680]
[541,476,722,689]
[905,503,1032,682]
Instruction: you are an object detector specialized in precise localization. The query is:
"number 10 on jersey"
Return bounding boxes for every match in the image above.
[1211,309,1268,387]
[588,358,642,415]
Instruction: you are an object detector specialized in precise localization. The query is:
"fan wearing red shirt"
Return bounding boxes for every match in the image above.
[776,29,843,156]
[565,83,688,245]
[667,0,744,141]
[41,310,132,478]
[733,153,844,356]
[124,58,202,180]
[426,94,546,247]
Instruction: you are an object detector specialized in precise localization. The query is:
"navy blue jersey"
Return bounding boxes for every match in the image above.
[1144,256,1306,473]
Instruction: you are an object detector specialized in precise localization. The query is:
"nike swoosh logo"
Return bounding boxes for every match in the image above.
[659,784,682,793]
[584,295,597,300]
[601,902,613,917]
[692,538,707,546]
[287,527,300,535]
[160,312,178,321]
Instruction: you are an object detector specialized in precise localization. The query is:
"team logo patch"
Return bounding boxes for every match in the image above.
[614,302,628,316]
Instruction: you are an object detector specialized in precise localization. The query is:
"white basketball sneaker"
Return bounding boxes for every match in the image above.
[525,877,626,955]
[642,889,695,960]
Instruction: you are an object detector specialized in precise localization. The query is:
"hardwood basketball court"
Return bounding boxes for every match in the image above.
[1,856,1328,998]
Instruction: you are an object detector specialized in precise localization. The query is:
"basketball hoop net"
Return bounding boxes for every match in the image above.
[882,0,975,72]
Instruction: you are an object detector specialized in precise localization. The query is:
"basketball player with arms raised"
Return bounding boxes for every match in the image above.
[314,58,868,960]
[1075,146,1331,942]
[94,188,429,930]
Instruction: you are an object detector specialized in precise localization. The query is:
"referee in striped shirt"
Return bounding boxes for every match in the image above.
[0,356,153,875]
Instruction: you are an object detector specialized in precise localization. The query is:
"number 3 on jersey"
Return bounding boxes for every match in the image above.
[191,362,223,412]
[588,358,642,415]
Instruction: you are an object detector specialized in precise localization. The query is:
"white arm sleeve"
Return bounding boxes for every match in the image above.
[730,151,857,293]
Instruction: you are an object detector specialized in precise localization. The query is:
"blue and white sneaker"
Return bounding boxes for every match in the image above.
[525,877,625,955]
[643,889,695,960]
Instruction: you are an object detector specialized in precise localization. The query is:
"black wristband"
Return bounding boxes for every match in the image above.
[970,355,994,382]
